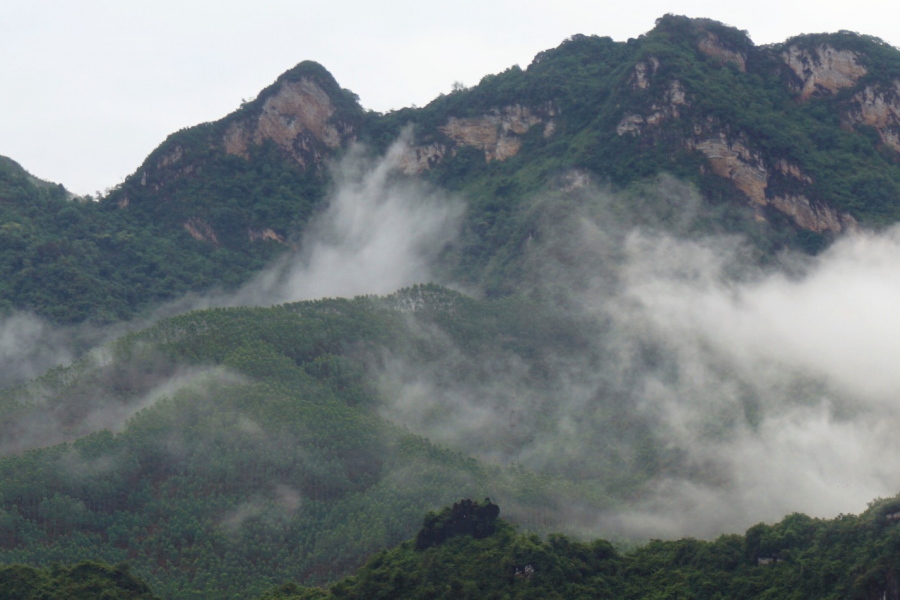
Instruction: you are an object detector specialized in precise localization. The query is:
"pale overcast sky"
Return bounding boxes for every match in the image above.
[2,0,899,195]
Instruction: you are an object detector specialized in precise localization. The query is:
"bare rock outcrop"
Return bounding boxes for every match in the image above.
[697,32,747,72]
[690,133,768,205]
[248,227,287,245]
[397,143,448,175]
[617,113,646,136]
[687,130,856,233]
[399,104,555,174]
[769,194,858,233]
[616,79,688,136]
[223,78,351,167]
[157,144,184,168]
[845,82,900,153]
[133,144,195,195]
[439,105,548,162]
[184,219,220,247]
[631,57,660,89]
[783,45,867,100]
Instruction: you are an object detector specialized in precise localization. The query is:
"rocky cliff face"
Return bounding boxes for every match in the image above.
[783,45,867,100]
[781,43,900,156]
[440,104,548,162]
[398,104,556,174]
[126,64,364,206]
[248,227,290,246]
[397,142,447,175]
[223,77,354,168]
[614,51,858,234]
[616,66,687,136]
[846,82,900,153]
[111,19,900,266]
[184,218,220,246]
[697,31,746,72]
[687,130,857,233]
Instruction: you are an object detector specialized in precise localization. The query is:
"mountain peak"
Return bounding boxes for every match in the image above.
[248,60,363,117]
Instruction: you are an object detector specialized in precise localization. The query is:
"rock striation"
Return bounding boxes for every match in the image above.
[845,82,900,153]
[687,130,857,233]
[223,77,354,168]
[783,45,867,100]
[440,104,552,162]
[697,31,747,72]
[614,46,861,235]
[398,104,556,174]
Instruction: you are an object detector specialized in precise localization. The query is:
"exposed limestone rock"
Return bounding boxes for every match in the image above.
[117,196,129,208]
[248,227,286,244]
[139,161,196,195]
[440,105,544,162]
[157,145,184,169]
[691,133,768,205]
[697,32,746,72]
[397,143,449,175]
[613,68,852,233]
[775,159,813,183]
[615,80,688,136]
[632,56,660,89]
[769,194,859,233]
[399,104,553,173]
[184,219,219,247]
[669,80,687,107]
[688,131,854,233]
[617,113,645,136]
[223,78,349,167]
[846,83,900,153]
[783,45,866,100]
[646,112,665,126]
[543,120,556,137]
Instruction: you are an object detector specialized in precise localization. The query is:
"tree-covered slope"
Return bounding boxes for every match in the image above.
[264,496,900,600]
[6,14,900,600]
[0,152,286,323]
[0,561,159,600]
[7,16,900,322]
[0,286,627,599]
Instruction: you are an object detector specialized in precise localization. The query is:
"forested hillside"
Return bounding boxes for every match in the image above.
[0,561,159,599]
[264,496,900,600]
[6,16,900,321]
[0,287,621,598]
[5,13,900,600]
[0,154,282,323]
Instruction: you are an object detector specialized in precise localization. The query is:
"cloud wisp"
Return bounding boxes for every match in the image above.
[6,146,900,543]
[233,138,465,306]
[373,174,900,539]
[0,137,464,454]
[596,225,900,538]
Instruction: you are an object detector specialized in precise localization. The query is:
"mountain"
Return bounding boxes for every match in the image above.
[6,15,900,321]
[4,13,900,600]
[107,14,900,263]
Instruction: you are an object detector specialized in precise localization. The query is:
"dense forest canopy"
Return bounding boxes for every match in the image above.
[265,495,900,600]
